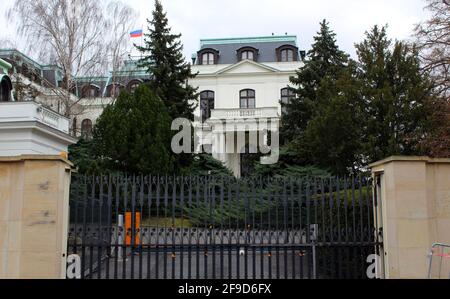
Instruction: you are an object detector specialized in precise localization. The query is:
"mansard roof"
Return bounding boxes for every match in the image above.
[199,35,298,64]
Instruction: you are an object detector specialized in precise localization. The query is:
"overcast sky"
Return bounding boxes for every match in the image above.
[0,0,429,63]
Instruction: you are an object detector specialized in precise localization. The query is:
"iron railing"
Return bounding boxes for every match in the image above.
[67,175,382,279]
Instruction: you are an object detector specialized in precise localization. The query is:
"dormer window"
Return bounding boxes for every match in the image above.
[276,45,299,62]
[237,47,258,62]
[81,84,100,98]
[241,50,254,60]
[202,53,215,65]
[197,48,219,65]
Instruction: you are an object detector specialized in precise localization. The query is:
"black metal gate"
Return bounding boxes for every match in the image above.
[67,175,383,279]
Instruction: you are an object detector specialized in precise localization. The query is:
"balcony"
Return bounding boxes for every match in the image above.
[0,101,76,156]
[210,107,279,120]
[0,101,70,133]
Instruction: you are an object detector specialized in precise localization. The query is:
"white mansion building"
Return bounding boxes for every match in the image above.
[0,35,304,176]
[190,35,304,176]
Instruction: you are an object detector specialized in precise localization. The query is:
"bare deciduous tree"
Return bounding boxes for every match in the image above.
[105,1,138,96]
[7,0,138,117]
[414,0,450,96]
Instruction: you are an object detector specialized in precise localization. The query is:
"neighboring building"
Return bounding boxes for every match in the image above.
[0,57,76,156]
[0,34,305,176]
[0,49,149,138]
[190,35,304,177]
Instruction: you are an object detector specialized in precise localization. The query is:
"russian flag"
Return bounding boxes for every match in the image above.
[130,29,143,38]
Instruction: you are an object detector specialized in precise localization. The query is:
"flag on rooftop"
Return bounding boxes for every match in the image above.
[130,29,143,38]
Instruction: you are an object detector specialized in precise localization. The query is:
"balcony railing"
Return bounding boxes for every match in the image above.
[210,107,279,120]
[0,101,70,134]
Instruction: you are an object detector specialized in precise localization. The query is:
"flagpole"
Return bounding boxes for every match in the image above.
[140,24,144,60]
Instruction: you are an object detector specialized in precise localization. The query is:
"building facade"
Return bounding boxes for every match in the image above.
[0,49,149,138]
[0,34,304,176]
[190,35,304,177]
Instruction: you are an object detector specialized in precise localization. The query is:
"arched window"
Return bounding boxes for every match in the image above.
[280,49,294,62]
[281,87,295,114]
[241,51,254,61]
[237,47,258,62]
[127,79,142,94]
[106,83,124,97]
[197,48,219,65]
[0,75,12,102]
[240,89,256,109]
[200,91,215,123]
[202,52,215,65]
[81,85,100,98]
[276,45,299,62]
[81,119,93,139]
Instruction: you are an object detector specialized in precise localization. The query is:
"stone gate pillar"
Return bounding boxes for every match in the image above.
[0,155,73,279]
[370,156,450,279]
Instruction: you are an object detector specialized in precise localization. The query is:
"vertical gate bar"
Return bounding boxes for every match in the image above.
[89,176,95,279]
[268,180,272,280]
[283,179,288,279]
[236,179,240,279]
[298,180,303,279]
[97,176,103,280]
[320,179,325,243]
[163,176,168,279]
[105,176,113,279]
[365,177,372,243]
[344,177,349,242]
[180,177,185,279]
[313,178,318,280]
[306,180,311,279]
[244,180,248,280]
[139,175,144,279]
[204,176,209,279]
[228,177,232,280]
[155,176,161,279]
[72,176,80,258]
[290,179,296,279]
[130,176,136,279]
[275,179,280,280]
[81,176,88,279]
[211,176,216,280]
[121,176,128,279]
[336,177,342,279]
[344,177,350,278]
[113,177,120,279]
[351,176,356,243]
[359,175,364,243]
[147,176,153,279]
[188,176,193,280]
[351,176,357,278]
[195,176,200,280]
[329,177,336,279]
[220,177,224,280]
[259,177,264,280]
[319,179,326,277]
[171,177,176,280]
[252,180,256,280]
[312,244,317,279]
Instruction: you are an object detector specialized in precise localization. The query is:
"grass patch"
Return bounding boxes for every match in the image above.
[141,217,192,228]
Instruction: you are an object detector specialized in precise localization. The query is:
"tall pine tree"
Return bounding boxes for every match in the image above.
[282,19,349,142]
[136,0,198,121]
[356,25,434,162]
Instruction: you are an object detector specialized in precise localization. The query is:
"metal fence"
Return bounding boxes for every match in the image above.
[67,175,383,279]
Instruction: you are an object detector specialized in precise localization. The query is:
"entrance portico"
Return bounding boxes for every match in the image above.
[206,107,280,177]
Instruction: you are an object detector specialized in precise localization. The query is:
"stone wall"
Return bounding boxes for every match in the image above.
[371,156,450,279]
[0,155,72,279]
